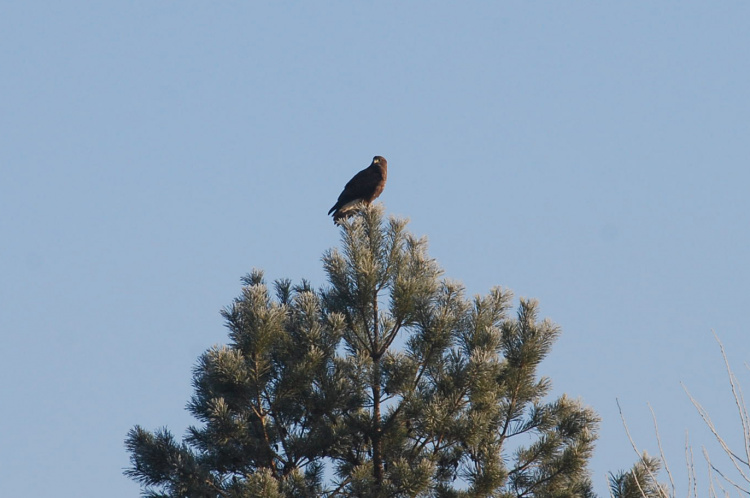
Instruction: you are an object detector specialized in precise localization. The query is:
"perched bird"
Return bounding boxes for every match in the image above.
[328,156,388,224]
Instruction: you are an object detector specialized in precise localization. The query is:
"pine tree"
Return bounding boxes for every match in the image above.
[126,205,601,497]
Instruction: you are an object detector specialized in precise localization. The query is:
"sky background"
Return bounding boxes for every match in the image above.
[2,2,749,496]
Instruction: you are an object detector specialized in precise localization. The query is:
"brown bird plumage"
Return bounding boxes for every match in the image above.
[328,156,388,224]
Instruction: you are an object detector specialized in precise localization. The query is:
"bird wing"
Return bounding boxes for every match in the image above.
[328,166,383,214]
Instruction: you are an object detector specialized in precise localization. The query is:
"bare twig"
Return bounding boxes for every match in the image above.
[685,432,696,498]
[702,445,750,495]
[616,398,670,498]
[713,471,730,498]
[713,331,750,474]
[683,384,750,482]
[649,403,676,496]
[703,446,721,498]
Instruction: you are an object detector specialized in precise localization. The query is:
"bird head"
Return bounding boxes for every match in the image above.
[372,156,387,167]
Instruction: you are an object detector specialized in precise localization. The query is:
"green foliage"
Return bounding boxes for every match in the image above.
[125,204,603,497]
[608,454,666,498]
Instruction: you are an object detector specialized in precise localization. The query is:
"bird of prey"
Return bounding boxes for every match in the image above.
[328,156,388,224]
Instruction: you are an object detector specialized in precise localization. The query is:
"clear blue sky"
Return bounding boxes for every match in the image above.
[2,3,748,496]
